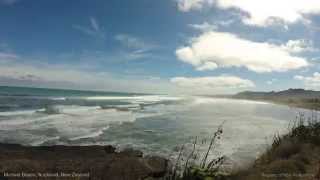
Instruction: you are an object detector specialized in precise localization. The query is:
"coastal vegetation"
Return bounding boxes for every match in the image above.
[229,112,320,180]
[168,112,320,180]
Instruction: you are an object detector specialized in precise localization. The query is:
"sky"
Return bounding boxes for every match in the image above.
[1,0,320,94]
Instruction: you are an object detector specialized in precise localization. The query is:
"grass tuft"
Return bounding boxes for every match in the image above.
[231,112,320,180]
[167,122,226,180]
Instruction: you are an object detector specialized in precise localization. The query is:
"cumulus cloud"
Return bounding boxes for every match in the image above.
[177,0,320,26]
[281,39,318,53]
[171,75,254,94]
[294,72,320,89]
[176,31,309,73]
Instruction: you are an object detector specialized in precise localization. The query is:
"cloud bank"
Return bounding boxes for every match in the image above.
[0,58,174,93]
[171,75,254,94]
[294,72,320,89]
[176,31,309,73]
[177,0,320,26]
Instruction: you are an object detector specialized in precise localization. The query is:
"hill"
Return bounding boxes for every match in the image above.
[232,89,320,110]
[234,89,320,99]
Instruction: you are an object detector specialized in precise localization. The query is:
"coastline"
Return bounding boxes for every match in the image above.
[1,94,319,179]
[227,97,320,111]
[0,100,319,180]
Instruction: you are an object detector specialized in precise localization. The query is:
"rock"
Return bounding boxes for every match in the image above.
[120,148,143,157]
[104,145,116,154]
[144,156,169,177]
[0,143,169,180]
[103,155,168,180]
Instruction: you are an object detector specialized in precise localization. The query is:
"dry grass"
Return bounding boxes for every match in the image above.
[168,113,320,180]
[167,123,226,180]
[230,113,320,180]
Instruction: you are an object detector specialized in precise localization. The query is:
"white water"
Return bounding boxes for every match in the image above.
[0,96,312,169]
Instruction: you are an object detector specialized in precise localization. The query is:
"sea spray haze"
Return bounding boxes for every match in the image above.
[0,86,314,170]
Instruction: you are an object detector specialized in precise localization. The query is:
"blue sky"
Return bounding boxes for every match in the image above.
[1,0,320,94]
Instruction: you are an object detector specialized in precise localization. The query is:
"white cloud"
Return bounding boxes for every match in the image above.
[171,75,255,94]
[115,34,157,51]
[189,22,218,32]
[90,17,100,32]
[0,60,174,93]
[114,34,158,61]
[177,0,320,26]
[0,52,18,61]
[294,75,304,80]
[73,17,105,39]
[294,72,320,89]
[196,62,218,71]
[189,21,234,33]
[177,0,214,12]
[266,78,277,85]
[0,64,103,85]
[176,31,309,73]
[281,39,318,53]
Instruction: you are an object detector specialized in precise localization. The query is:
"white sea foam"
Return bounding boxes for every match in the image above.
[0,95,305,169]
[69,126,110,141]
[100,104,141,111]
[30,136,61,146]
[0,109,43,116]
[0,105,136,140]
[50,97,66,101]
[85,95,182,102]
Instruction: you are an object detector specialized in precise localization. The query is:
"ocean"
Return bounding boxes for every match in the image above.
[0,86,311,169]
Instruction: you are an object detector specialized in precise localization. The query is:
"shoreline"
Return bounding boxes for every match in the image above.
[1,96,319,179]
[220,96,320,111]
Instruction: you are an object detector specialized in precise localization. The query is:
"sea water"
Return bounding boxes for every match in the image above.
[0,86,312,169]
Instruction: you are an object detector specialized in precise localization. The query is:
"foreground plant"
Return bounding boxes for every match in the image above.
[167,122,226,180]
